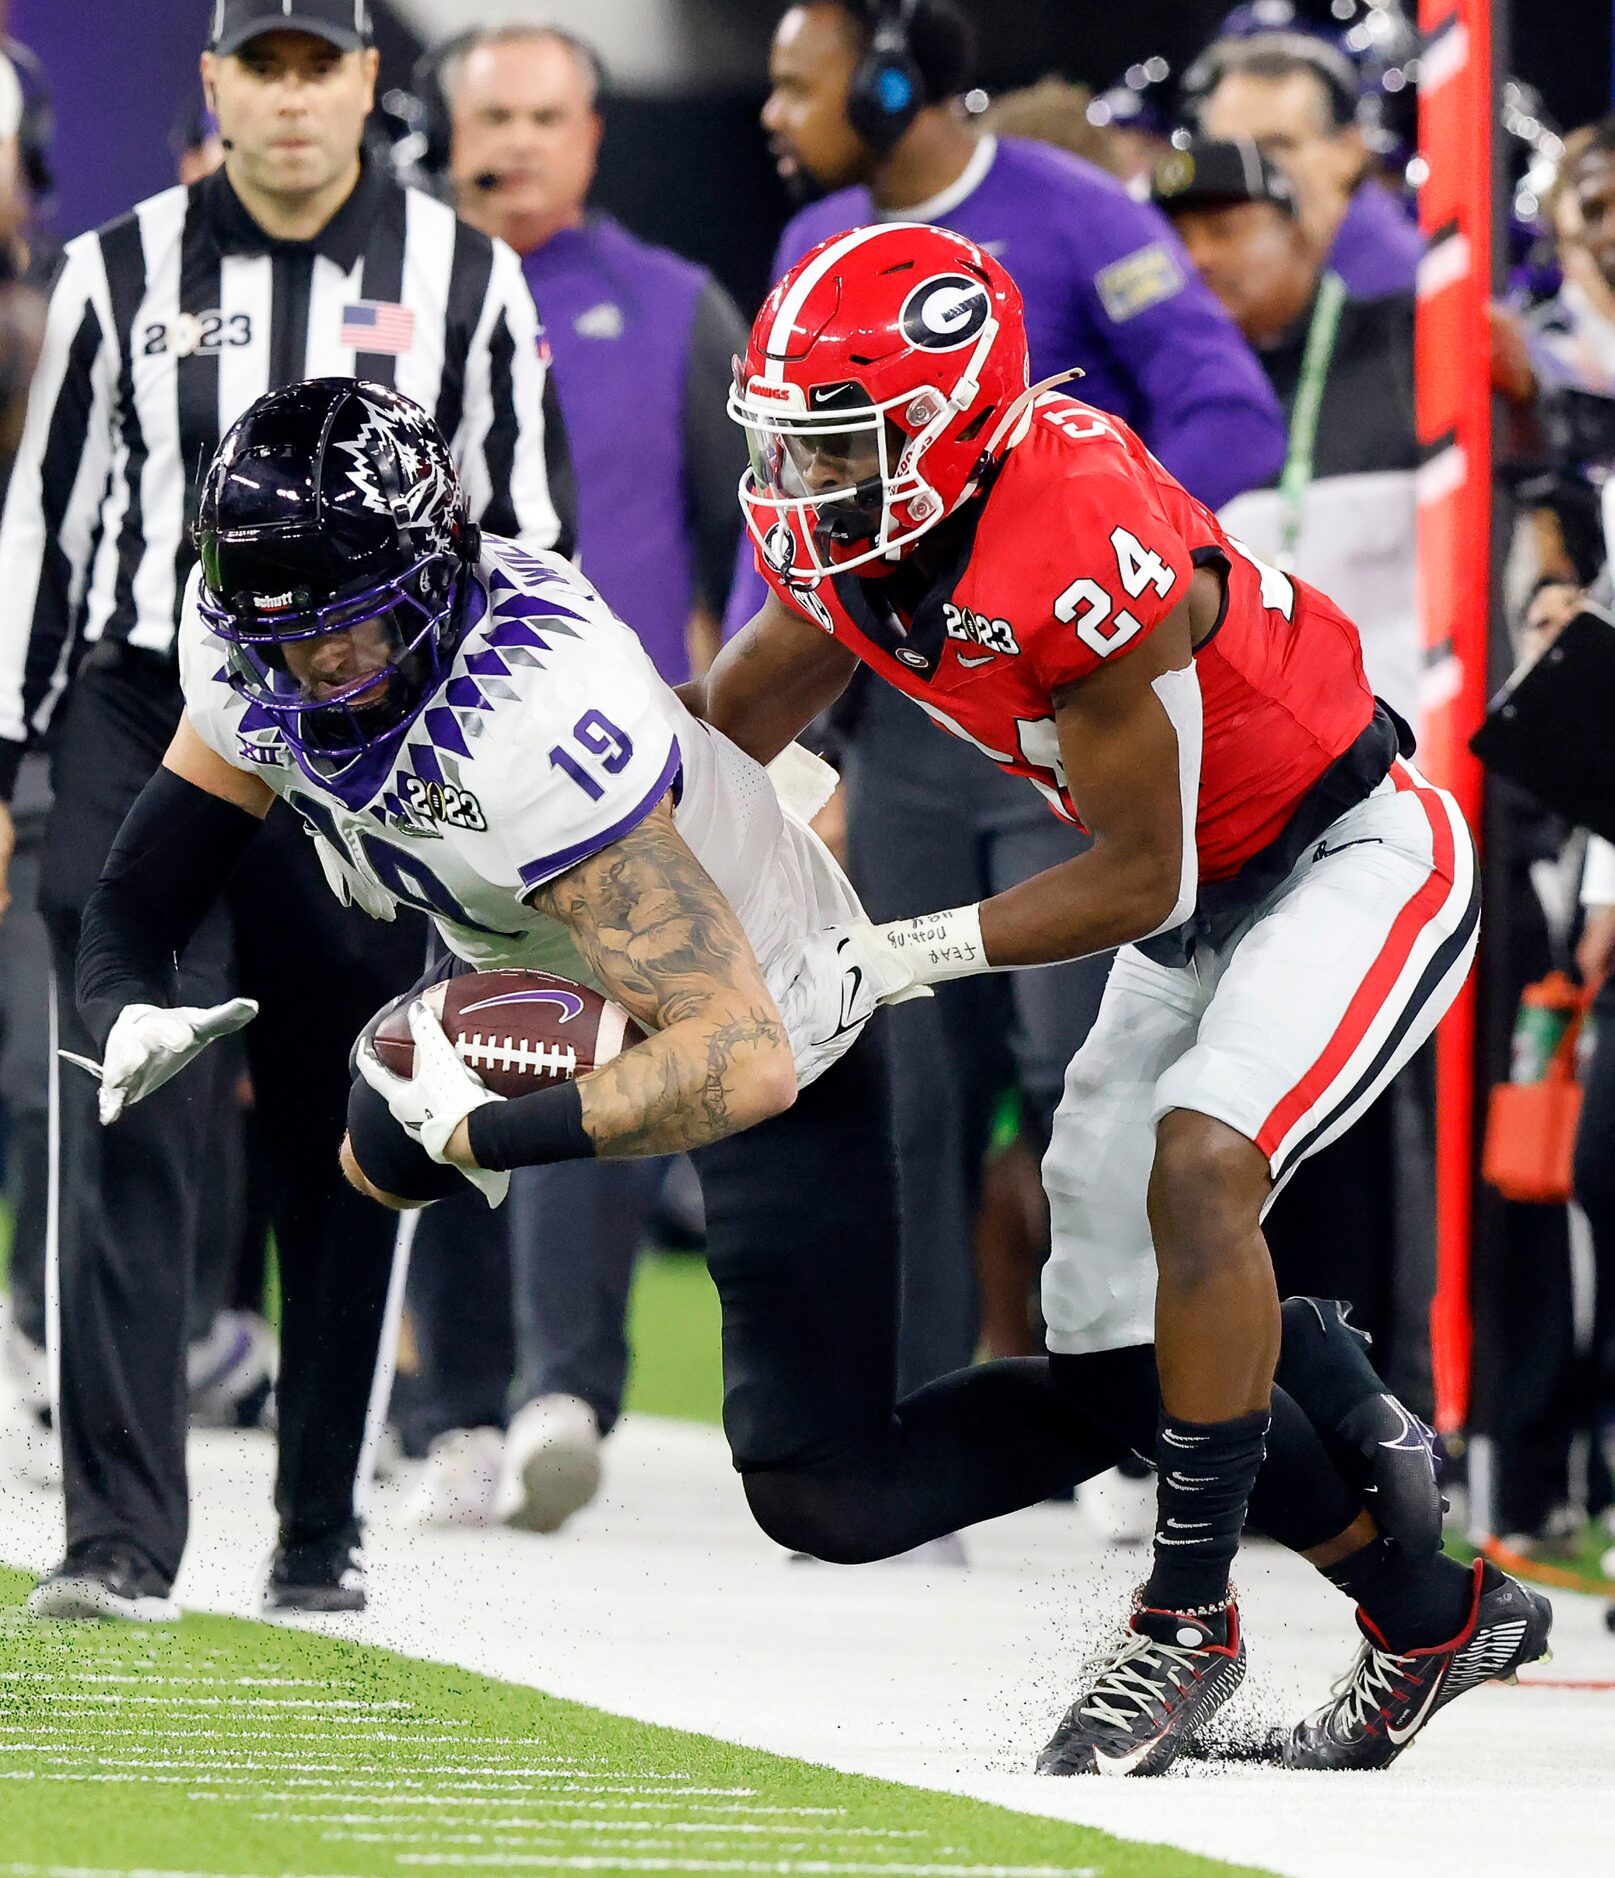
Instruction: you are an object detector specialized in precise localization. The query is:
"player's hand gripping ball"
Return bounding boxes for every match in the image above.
[369,970,645,1096]
[359,971,646,1208]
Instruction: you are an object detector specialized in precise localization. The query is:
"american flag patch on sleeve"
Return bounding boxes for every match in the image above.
[340,300,416,354]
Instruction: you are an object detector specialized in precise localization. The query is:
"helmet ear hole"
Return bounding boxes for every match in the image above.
[957,403,996,444]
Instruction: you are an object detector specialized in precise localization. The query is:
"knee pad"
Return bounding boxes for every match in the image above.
[345,1073,462,1205]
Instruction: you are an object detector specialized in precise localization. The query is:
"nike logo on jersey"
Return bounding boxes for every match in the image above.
[956,653,995,668]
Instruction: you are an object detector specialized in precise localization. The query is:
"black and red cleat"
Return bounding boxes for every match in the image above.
[1036,1601,1246,1777]
[1285,1559,1552,1770]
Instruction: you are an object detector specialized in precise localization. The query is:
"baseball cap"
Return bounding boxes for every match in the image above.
[208,0,374,58]
[1150,136,1298,217]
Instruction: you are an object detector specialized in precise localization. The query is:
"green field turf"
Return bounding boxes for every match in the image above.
[0,1567,1271,1878]
[623,1250,725,1426]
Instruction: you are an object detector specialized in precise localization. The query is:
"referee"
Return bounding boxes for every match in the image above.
[0,0,574,1619]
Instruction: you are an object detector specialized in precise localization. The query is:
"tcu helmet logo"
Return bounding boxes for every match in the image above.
[900,274,992,352]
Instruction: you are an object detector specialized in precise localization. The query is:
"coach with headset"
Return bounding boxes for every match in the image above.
[0,0,574,1621]
[725,0,1286,1447]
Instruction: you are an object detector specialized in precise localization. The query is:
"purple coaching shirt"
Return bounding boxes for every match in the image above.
[522,217,706,682]
[1327,180,1425,301]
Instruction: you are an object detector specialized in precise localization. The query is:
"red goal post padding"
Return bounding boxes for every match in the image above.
[1416,0,1493,1431]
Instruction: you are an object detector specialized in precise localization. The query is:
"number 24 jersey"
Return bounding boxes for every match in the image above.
[758,393,1381,887]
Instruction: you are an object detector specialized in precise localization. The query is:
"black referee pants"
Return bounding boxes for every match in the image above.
[40,645,423,1585]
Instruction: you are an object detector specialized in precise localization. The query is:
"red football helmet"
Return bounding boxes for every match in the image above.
[729,223,1035,582]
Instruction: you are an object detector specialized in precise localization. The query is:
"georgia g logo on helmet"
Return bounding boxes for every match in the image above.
[900,274,993,352]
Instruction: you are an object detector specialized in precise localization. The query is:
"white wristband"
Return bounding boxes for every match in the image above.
[875,904,990,984]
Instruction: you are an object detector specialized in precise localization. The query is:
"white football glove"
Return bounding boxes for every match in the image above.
[96,998,260,1125]
[313,833,396,922]
[355,999,510,1208]
[823,917,935,1008]
[778,919,932,1087]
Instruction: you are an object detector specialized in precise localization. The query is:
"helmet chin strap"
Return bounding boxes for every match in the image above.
[979,367,1086,462]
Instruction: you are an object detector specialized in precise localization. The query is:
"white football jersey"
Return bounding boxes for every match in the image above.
[179,538,865,1084]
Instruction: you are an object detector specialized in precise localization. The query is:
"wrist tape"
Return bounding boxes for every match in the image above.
[876,903,991,984]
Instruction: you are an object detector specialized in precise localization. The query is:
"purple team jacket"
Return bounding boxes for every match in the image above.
[724,134,1285,635]
[522,217,704,681]
[1326,179,1425,301]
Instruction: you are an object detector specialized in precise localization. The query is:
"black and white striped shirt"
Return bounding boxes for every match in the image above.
[0,159,576,799]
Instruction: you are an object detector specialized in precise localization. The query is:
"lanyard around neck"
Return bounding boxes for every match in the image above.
[1276,270,1347,571]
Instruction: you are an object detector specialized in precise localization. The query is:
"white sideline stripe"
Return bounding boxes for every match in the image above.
[390,1861,1100,1875]
[0,1673,320,1685]
[259,1787,761,1802]
[269,1818,917,1839]
[0,1724,472,1739]
[1,1867,372,1878]
[22,1693,417,1708]
[261,1794,843,1815]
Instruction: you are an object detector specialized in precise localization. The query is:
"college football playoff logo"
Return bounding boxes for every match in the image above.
[900,274,992,352]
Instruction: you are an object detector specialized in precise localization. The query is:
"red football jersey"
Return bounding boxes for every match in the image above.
[757,394,1378,885]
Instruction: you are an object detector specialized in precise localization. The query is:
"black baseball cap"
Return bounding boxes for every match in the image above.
[207,0,374,58]
[1150,136,1298,218]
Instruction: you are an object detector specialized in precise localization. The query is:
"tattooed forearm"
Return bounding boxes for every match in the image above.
[528,796,795,1154]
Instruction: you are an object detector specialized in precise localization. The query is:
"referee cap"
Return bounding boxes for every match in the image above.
[209,0,373,57]
[1150,136,1298,218]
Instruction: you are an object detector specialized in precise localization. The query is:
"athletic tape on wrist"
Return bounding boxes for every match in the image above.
[876,903,990,983]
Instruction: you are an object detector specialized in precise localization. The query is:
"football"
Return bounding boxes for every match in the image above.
[370,968,645,1098]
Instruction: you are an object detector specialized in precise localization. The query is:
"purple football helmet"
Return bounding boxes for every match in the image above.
[195,378,477,776]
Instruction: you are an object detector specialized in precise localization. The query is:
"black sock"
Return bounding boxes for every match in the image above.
[1143,1408,1269,1613]
[1324,1535,1474,1651]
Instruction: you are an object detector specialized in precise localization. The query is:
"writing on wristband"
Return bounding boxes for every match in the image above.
[876,904,989,983]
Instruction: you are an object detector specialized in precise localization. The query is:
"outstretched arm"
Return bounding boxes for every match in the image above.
[867,603,1201,987]
[76,715,271,1119]
[677,588,858,766]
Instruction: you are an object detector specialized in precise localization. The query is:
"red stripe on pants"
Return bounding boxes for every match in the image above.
[1254,763,1457,1161]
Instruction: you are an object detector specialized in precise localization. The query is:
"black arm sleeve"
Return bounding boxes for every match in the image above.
[680,275,751,616]
[466,1078,595,1172]
[541,365,579,563]
[76,767,261,1049]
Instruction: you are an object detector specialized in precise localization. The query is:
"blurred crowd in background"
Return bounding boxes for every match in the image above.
[0,0,1613,1597]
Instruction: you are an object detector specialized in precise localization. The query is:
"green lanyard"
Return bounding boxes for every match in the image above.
[1276,270,1347,572]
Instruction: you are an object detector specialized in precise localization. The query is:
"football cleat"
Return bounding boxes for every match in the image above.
[1285,1559,1552,1770]
[1037,1601,1246,1777]
[501,1393,603,1534]
[27,1542,179,1623]
[408,1426,506,1527]
[263,1526,367,1615]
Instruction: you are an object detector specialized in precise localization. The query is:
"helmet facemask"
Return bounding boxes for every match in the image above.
[730,307,999,581]
[198,547,465,779]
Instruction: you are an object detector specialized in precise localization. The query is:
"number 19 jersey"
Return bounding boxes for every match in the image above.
[178,538,861,1063]
[757,393,1385,889]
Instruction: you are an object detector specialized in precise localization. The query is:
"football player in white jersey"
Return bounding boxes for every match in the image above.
[73,382,1461,1726]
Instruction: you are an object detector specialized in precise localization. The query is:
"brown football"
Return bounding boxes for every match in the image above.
[371,969,645,1098]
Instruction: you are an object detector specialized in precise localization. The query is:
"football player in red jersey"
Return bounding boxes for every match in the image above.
[683,222,1549,1775]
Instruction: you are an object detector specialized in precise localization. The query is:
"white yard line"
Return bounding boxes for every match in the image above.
[4,1418,1611,1878]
